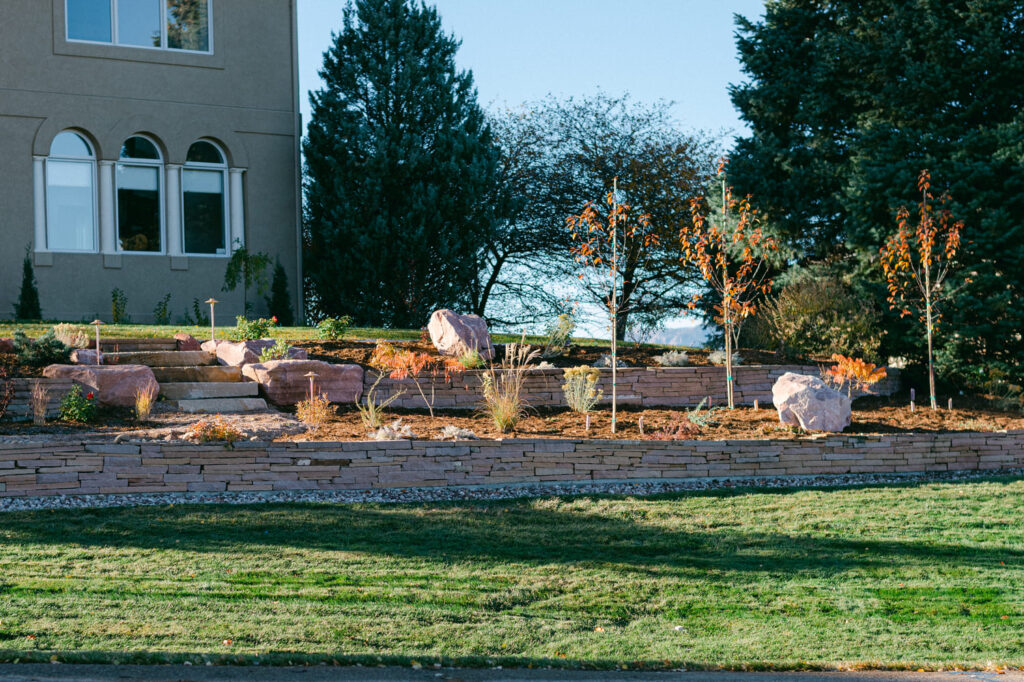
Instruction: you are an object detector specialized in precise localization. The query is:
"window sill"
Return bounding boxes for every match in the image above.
[54,39,225,70]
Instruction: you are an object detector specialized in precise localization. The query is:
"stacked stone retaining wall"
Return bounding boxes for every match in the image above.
[366,365,900,410]
[2,379,76,421]
[1,428,1017,498]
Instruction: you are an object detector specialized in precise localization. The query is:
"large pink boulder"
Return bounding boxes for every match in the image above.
[427,309,494,360]
[203,339,307,367]
[174,332,201,351]
[772,372,851,433]
[42,364,159,408]
[71,349,102,364]
[0,338,13,353]
[242,360,363,406]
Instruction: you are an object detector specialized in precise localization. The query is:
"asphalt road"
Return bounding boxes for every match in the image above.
[0,665,1021,682]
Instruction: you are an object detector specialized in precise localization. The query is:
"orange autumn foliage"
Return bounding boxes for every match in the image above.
[824,354,887,397]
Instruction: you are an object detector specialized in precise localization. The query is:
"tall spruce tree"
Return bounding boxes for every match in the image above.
[729,0,1024,384]
[304,0,499,328]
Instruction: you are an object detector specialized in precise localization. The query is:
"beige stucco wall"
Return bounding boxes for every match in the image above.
[0,0,302,323]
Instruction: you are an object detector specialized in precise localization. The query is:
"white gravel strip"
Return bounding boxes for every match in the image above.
[2,468,1022,513]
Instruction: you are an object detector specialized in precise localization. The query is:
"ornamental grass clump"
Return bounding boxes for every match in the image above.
[134,385,157,421]
[52,323,90,349]
[480,339,539,433]
[541,313,576,359]
[458,348,485,370]
[356,373,403,431]
[562,366,602,414]
[30,382,48,426]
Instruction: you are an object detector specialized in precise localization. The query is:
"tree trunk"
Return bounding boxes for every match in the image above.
[926,295,937,411]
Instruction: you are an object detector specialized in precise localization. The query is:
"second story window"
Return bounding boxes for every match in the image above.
[66,0,211,53]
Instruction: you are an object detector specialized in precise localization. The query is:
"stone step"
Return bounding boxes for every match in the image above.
[172,398,269,414]
[160,382,260,400]
[152,365,243,383]
[102,350,216,367]
[98,339,177,352]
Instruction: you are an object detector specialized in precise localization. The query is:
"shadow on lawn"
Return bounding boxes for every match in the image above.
[3,479,1023,578]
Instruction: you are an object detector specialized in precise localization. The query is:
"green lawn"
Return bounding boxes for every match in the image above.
[2,479,1023,670]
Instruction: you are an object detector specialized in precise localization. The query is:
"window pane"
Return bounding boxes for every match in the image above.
[47,160,96,251]
[67,0,112,42]
[183,169,225,254]
[120,136,160,160]
[187,141,224,165]
[167,0,210,51]
[118,0,162,47]
[117,165,161,252]
[50,132,93,158]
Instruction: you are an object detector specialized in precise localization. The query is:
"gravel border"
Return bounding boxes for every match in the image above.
[2,468,1022,513]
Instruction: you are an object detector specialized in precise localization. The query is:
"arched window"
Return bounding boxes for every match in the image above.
[182,140,228,255]
[116,135,163,252]
[46,131,97,252]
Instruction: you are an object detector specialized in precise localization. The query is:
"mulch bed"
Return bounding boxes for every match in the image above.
[0,352,44,379]
[282,395,1024,442]
[295,339,787,369]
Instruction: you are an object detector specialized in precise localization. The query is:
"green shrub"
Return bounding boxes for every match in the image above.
[232,316,276,341]
[14,249,41,320]
[111,288,129,324]
[316,316,353,341]
[182,298,211,326]
[258,339,292,363]
[762,272,882,361]
[13,330,71,367]
[458,348,485,369]
[59,385,97,423]
[561,366,602,414]
[153,294,172,325]
[265,261,295,326]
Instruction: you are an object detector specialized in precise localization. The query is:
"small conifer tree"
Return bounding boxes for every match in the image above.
[14,249,42,321]
[266,261,295,326]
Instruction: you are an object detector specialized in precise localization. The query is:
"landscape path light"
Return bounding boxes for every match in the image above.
[304,372,319,401]
[205,298,219,344]
[90,320,104,366]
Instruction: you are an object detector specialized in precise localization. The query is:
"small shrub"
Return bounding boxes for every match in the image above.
[562,366,602,414]
[370,342,465,418]
[480,338,539,433]
[232,315,276,341]
[541,313,575,359]
[111,288,129,324]
[822,354,887,397]
[134,385,157,421]
[13,330,71,367]
[317,315,353,341]
[59,385,96,423]
[458,348,485,370]
[183,417,245,444]
[653,350,689,367]
[593,353,627,368]
[259,339,292,363]
[30,382,48,425]
[645,412,701,440]
[373,418,416,441]
[708,350,742,367]
[296,393,333,431]
[153,294,172,325]
[183,298,210,326]
[265,261,295,326]
[357,373,403,431]
[53,323,90,349]
[436,425,478,440]
[685,398,722,429]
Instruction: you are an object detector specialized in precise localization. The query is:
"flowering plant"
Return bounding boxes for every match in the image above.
[59,385,97,423]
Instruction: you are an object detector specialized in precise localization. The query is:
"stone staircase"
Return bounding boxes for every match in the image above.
[103,350,268,414]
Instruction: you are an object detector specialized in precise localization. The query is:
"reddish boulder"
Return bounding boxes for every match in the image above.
[42,364,159,408]
[71,349,103,365]
[174,333,202,351]
[242,360,363,405]
[427,309,494,360]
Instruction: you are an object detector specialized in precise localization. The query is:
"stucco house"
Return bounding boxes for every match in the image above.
[0,0,302,323]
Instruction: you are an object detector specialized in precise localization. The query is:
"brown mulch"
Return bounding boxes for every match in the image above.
[282,396,1024,442]
[0,352,43,379]
[294,339,787,370]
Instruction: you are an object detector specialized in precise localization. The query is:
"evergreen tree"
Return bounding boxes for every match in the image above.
[14,249,42,321]
[304,0,499,328]
[729,0,1024,384]
[266,261,295,326]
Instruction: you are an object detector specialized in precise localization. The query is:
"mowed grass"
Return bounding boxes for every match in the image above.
[2,479,1024,669]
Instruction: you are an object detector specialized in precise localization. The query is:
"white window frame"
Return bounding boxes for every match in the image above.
[45,132,99,254]
[115,135,166,255]
[181,140,230,258]
[64,0,215,54]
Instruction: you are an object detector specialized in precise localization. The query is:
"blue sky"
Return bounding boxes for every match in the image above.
[297,0,766,141]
